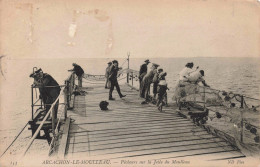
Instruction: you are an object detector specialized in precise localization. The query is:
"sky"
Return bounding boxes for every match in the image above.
[0,0,260,59]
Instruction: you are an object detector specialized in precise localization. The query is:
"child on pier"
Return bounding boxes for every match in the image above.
[156,72,169,112]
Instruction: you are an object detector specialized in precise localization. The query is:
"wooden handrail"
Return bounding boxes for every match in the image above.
[21,87,64,158]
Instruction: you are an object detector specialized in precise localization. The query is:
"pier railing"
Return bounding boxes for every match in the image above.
[118,68,139,87]
[65,72,76,110]
[174,82,260,145]
[22,72,77,157]
[22,87,65,157]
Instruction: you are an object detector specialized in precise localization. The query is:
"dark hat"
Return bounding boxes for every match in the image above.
[185,62,194,68]
[144,59,150,63]
[29,73,35,78]
[30,68,42,77]
[189,62,194,67]
[112,60,118,64]
[199,70,205,76]
[35,68,42,74]
[108,62,112,64]
[152,63,159,68]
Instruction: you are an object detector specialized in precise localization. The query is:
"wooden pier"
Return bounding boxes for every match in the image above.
[55,82,245,161]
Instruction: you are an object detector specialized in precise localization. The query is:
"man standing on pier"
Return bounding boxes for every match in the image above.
[105,62,112,89]
[141,63,159,103]
[108,60,126,100]
[139,59,150,97]
[69,63,84,88]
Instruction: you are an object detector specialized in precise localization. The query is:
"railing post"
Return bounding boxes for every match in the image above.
[73,73,75,88]
[64,81,68,119]
[203,87,206,111]
[52,106,56,136]
[31,85,34,120]
[240,95,244,143]
[67,80,71,109]
[127,52,130,83]
[131,72,134,86]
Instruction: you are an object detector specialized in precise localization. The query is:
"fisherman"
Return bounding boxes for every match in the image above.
[30,69,47,107]
[152,68,163,99]
[108,60,126,100]
[156,72,169,111]
[141,63,159,103]
[30,68,61,120]
[139,59,150,97]
[105,62,112,89]
[69,63,84,88]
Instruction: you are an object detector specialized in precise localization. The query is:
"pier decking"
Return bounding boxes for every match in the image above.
[58,82,245,160]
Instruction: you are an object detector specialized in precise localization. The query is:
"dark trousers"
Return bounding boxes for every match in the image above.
[105,77,108,88]
[109,80,123,98]
[75,74,83,88]
[145,83,151,101]
[105,77,111,88]
[139,78,144,98]
[153,83,158,98]
[139,77,142,89]
[157,85,167,106]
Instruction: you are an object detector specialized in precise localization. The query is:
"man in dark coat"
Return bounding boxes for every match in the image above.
[139,59,150,97]
[108,60,126,100]
[30,69,61,120]
[69,63,84,88]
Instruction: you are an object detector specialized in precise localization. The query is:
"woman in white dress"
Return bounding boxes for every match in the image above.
[172,62,199,108]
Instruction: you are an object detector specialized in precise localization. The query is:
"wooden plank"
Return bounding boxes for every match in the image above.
[71,134,218,149]
[194,151,245,161]
[73,138,226,154]
[69,120,193,131]
[57,117,71,158]
[68,123,195,134]
[110,146,239,160]
[69,124,200,136]
[89,142,234,159]
[70,130,208,145]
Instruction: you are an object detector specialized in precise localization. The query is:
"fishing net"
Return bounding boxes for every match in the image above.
[173,82,260,155]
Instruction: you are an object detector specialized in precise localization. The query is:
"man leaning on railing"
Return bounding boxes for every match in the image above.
[69,63,84,88]
[30,68,61,120]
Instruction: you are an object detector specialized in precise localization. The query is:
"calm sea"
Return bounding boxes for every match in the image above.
[0,57,260,157]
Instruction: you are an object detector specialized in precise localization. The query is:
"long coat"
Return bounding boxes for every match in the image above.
[139,64,148,82]
[140,69,157,99]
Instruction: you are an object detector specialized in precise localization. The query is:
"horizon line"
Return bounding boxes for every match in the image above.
[6,56,260,60]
